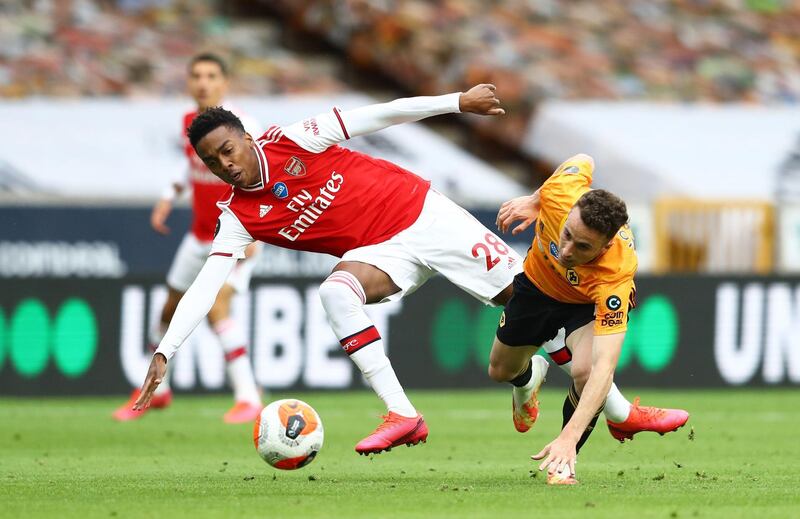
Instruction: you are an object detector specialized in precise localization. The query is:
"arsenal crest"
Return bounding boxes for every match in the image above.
[284,156,307,177]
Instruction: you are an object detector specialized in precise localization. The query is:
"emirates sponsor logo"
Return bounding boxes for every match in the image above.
[278,171,344,242]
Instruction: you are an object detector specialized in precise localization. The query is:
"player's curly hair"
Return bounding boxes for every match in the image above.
[575,189,629,239]
[187,107,245,149]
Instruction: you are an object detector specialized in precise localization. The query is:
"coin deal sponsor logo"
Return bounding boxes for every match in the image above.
[601,310,625,327]
[606,295,622,311]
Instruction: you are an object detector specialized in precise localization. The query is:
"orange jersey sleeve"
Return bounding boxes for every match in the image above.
[589,270,635,335]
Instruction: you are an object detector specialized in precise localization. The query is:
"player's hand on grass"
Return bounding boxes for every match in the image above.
[459,84,505,116]
[151,199,173,235]
[496,194,539,235]
[532,436,577,477]
[133,353,168,410]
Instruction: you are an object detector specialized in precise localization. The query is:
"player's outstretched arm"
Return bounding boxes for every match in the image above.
[132,254,237,410]
[496,189,541,235]
[284,84,505,153]
[532,333,623,476]
[342,83,504,138]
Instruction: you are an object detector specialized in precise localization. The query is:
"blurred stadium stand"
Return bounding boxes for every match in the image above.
[265,0,800,145]
[0,0,345,97]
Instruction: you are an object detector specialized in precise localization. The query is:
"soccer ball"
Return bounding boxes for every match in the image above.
[253,399,324,470]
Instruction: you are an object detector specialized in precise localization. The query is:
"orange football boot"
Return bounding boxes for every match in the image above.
[355,412,428,455]
[606,397,689,442]
[512,355,549,432]
[223,401,263,424]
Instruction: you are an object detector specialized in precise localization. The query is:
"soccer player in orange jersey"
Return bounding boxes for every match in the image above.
[492,154,689,484]
[112,53,263,424]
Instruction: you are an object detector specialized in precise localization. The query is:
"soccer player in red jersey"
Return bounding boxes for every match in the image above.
[113,53,263,424]
[131,84,685,454]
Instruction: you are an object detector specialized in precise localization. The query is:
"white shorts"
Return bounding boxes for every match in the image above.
[341,189,523,305]
[166,233,259,293]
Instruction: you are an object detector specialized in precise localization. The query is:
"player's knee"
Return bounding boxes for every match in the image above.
[319,273,366,312]
[570,363,591,387]
[487,361,514,383]
[318,281,341,311]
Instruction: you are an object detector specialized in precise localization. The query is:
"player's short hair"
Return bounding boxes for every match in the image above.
[575,189,629,240]
[189,52,228,76]
[187,107,245,149]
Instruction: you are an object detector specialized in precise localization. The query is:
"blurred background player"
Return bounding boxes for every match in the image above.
[113,53,263,424]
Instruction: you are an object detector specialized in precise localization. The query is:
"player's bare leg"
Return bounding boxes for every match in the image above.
[541,339,689,442]
[491,283,514,306]
[319,261,427,455]
[488,339,548,433]
[207,283,262,423]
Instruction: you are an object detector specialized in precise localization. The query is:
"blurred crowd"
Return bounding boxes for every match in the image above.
[3,0,799,145]
[274,0,800,142]
[0,0,344,98]
[276,0,800,103]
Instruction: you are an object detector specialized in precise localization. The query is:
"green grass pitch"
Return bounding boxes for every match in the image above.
[2,389,799,518]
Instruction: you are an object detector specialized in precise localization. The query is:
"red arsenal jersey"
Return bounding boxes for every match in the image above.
[157,92,466,360]
[217,123,430,257]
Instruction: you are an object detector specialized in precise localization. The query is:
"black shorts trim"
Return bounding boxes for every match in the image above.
[496,272,595,347]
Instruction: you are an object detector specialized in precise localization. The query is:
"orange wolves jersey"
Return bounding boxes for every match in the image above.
[522,154,637,335]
